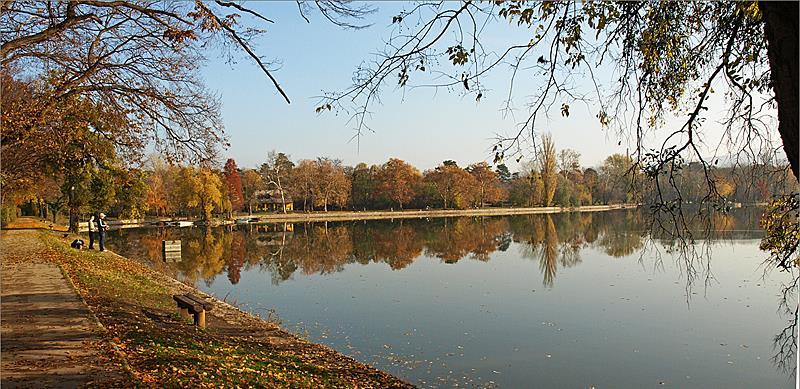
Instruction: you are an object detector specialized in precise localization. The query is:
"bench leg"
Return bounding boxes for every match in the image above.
[194,310,206,329]
[179,307,191,322]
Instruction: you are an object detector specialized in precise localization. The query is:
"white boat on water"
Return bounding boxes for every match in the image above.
[177,221,194,227]
[235,218,250,225]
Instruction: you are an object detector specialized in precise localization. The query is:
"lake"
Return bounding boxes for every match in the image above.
[107,208,795,388]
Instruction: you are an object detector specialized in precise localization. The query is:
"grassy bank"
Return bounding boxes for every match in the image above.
[35,231,412,388]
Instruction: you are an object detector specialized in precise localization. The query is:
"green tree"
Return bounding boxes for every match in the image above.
[350,163,377,209]
[495,164,512,183]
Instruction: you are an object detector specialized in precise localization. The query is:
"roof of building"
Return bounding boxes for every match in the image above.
[254,189,293,204]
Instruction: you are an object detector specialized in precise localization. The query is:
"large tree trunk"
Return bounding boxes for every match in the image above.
[760,1,799,179]
[68,206,78,233]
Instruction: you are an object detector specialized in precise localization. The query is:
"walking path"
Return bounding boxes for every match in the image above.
[0,222,413,387]
[1,230,126,387]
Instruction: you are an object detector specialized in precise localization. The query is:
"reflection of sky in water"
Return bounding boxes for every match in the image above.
[107,210,794,388]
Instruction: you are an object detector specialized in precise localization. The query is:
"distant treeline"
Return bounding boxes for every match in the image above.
[12,134,796,229]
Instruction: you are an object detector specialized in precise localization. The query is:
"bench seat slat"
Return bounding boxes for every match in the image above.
[184,294,213,311]
[173,294,202,313]
[173,293,212,312]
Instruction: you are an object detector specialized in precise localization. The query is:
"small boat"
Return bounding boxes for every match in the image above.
[177,221,194,227]
[235,218,250,225]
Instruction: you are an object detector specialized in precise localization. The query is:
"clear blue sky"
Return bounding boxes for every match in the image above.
[200,2,773,172]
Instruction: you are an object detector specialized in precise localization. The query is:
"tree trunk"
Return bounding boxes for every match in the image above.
[68,206,78,233]
[278,184,287,214]
[760,1,799,179]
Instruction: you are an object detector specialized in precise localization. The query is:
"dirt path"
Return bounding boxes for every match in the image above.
[1,229,127,388]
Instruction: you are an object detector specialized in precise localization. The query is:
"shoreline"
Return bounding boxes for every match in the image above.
[241,204,640,223]
[1,224,414,387]
[97,204,641,230]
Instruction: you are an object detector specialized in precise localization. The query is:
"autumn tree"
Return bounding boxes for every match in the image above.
[217,170,234,219]
[175,166,223,221]
[424,164,477,209]
[240,169,265,215]
[291,160,316,212]
[312,158,351,212]
[599,154,637,204]
[223,159,244,212]
[323,1,797,183]
[319,2,799,283]
[539,134,557,207]
[1,2,374,164]
[526,171,546,207]
[376,158,421,210]
[466,162,506,207]
[113,168,149,219]
[28,93,124,231]
[145,157,171,217]
[583,168,599,204]
[260,151,295,213]
[558,149,581,179]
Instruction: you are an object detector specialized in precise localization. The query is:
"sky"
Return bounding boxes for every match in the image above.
[200,2,778,172]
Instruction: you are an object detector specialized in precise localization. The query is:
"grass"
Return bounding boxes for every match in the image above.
[37,232,411,388]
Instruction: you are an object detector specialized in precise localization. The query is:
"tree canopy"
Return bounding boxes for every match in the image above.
[318,1,797,185]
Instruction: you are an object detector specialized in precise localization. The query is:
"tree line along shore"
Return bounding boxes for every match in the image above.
[6,135,793,232]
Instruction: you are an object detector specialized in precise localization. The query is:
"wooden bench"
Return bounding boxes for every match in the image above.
[173,294,213,328]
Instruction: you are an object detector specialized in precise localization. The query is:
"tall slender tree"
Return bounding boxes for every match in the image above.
[223,159,244,212]
[539,134,557,207]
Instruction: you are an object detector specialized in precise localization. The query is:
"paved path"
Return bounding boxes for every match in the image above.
[1,230,125,387]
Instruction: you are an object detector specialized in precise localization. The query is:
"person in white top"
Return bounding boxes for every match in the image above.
[87,214,97,249]
[97,213,109,251]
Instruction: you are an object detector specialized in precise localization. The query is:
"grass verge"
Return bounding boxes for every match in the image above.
[39,232,412,388]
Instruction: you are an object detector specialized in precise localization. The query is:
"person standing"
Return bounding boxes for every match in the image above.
[96,213,109,252]
[87,214,97,249]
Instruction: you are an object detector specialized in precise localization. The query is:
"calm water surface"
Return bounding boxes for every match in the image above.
[107,209,795,388]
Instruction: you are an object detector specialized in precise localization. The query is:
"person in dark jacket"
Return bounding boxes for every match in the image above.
[96,213,109,251]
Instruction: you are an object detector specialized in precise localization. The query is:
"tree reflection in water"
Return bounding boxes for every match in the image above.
[107,208,793,371]
[107,209,766,288]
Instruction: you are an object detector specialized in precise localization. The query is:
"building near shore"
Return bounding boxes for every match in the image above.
[254,190,293,212]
